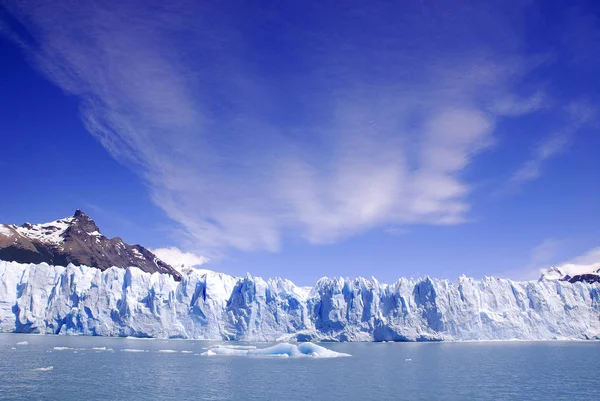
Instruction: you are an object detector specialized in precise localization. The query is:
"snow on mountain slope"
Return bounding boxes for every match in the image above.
[0,210,181,280]
[541,264,600,282]
[1,260,598,341]
[6,216,75,245]
[539,249,600,284]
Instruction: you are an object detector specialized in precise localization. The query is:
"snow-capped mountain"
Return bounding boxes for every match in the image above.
[0,210,181,280]
[540,263,600,284]
[0,260,598,341]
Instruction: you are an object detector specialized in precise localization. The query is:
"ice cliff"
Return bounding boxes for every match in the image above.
[1,260,599,341]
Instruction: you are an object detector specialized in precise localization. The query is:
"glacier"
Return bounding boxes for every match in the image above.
[1,260,599,341]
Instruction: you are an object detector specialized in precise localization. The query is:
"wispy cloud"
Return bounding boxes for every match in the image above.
[384,227,410,236]
[0,1,549,252]
[151,247,209,271]
[518,241,600,281]
[490,91,549,117]
[568,247,600,266]
[505,102,595,190]
[503,238,564,281]
[511,133,570,184]
[530,238,562,268]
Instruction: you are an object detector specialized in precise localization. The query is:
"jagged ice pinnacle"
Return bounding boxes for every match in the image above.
[1,261,598,341]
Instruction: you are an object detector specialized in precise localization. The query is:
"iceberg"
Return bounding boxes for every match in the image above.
[33,366,53,372]
[210,345,257,350]
[0,260,599,341]
[202,342,351,358]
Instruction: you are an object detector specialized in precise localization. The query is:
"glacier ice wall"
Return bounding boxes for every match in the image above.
[1,260,599,341]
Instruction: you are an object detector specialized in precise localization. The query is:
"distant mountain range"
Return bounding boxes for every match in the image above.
[0,210,181,280]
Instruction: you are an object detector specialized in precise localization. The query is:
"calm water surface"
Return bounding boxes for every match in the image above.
[0,334,598,400]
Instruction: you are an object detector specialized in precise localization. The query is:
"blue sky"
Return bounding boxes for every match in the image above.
[0,0,599,285]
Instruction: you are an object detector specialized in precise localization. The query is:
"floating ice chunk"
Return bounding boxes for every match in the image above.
[211,344,257,350]
[202,342,350,358]
[92,347,113,351]
[180,350,193,354]
[125,337,155,340]
[405,358,412,361]
[53,347,73,351]
[122,349,148,353]
[16,341,29,346]
[34,366,53,372]
[9,347,16,350]
[203,347,246,356]
[252,342,351,358]
[158,349,178,353]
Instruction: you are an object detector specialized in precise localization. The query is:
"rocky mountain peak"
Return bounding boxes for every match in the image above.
[68,209,100,235]
[0,210,181,280]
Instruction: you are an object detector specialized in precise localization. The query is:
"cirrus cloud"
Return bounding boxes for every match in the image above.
[0,0,548,252]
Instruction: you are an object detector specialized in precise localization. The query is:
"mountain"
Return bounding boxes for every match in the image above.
[540,264,600,284]
[0,210,181,280]
[0,260,598,341]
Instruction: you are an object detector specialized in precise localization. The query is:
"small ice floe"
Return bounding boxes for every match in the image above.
[201,342,351,358]
[92,347,114,351]
[16,341,29,346]
[53,347,73,351]
[34,366,53,372]
[180,350,193,354]
[158,349,178,353]
[405,358,412,361]
[211,344,257,350]
[122,349,148,353]
[9,347,16,350]
[125,336,155,341]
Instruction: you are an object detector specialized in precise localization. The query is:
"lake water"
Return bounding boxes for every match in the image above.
[0,334,598,400]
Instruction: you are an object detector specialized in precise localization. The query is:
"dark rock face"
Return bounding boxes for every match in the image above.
[0,210,181,281]
[568,274,600,284]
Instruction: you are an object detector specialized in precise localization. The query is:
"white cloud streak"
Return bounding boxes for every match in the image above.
[151,247,209,271]
[490,91,549,117]
[530,238,562,268]
[568,247,600,265]
[507,101,595,188]
[1,0,546,252]
[511,133,570,183]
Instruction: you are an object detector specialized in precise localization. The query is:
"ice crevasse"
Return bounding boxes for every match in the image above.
[0,260,599,341]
